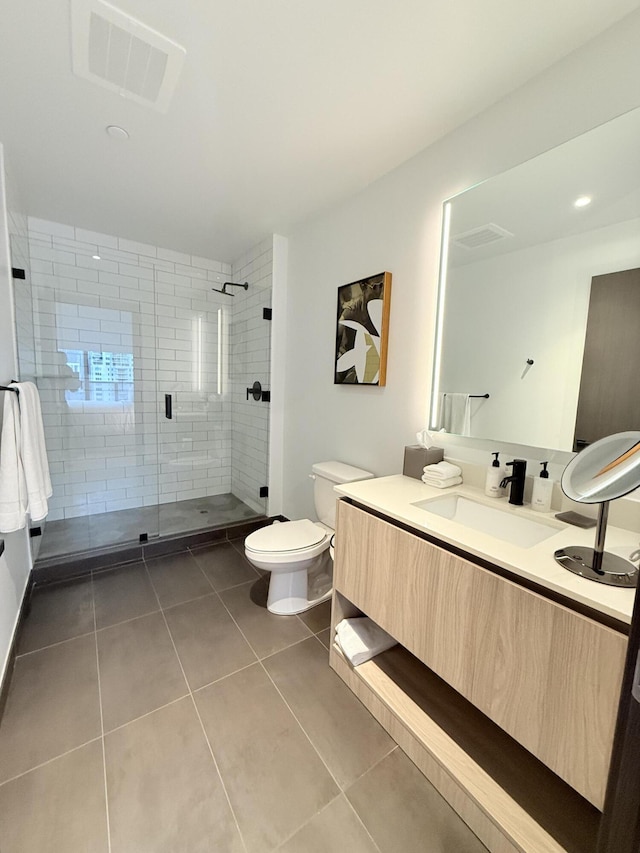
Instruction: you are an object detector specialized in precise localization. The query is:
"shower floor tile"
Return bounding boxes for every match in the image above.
[38,493,261,560]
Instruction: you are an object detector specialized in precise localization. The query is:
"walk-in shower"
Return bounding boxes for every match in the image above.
[10,219,273,562]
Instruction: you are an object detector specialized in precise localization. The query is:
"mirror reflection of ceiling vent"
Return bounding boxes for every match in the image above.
[452,223,514,250]
[71,0,186,113]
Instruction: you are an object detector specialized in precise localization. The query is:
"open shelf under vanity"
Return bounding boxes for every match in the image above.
[329,496,627,852]
[331,628,598,853]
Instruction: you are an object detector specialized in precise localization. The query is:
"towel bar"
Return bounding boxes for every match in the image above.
[443,392,489,399]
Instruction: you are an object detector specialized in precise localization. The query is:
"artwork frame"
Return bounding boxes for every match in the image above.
[334,271,392,386]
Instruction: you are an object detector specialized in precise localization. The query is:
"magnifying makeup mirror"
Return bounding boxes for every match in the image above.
[555,431,640,587]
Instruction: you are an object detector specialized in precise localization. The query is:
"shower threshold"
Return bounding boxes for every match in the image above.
[37,493,262,562]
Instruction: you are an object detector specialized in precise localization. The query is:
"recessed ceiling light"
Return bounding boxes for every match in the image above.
[92,254,101,260]
[106,125,129,140]
[573,195,592,208]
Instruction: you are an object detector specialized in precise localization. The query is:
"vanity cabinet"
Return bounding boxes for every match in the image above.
[330,499,628,852]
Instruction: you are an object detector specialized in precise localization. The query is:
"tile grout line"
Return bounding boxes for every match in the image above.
[93,577,249,636]
[254,651,387,850]
[257,654,344,790]
[313,629,401,788]
[194,572,263,594]
[211,590,346,802]
[142,560,250,853]
[345,744,400,793]
[273,791,383,853]
[210,585,313,667]
[206,588,340,846]
[341,793,385,853]
[190,661,258,695]
[102,693,192,737]
[94,607,162,634]
[337,746,401,853]
[15,628,97,659]
[214,585,390,850]
[91,574,113,853]
[273,793,344,850]
[257,631,318,663]
[0,736,104,789]
[309,630,332,653]
[186,540,263,588]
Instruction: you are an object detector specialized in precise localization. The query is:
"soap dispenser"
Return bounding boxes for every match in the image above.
[484,452,504,498]
[532,461,553,512]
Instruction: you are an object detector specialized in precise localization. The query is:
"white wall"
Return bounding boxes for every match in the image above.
[0,146,31,685]
[267,234,288,517]
[282,11,640,520]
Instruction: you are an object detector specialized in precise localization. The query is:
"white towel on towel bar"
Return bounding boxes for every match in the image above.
[439,393,471,435]
[0,389,28,532]
[12,382,52,522]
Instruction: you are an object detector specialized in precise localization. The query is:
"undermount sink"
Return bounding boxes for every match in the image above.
[412,493,562,548]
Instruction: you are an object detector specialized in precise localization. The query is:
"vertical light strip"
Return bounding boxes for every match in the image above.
[429,201,451,429]
[193,316,203,392]
[197,316,202,392]
[217,308,222,395]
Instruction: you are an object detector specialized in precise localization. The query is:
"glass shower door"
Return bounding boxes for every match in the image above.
[154,263,271,540]
[155,273,235,537]
[16,240,160,559]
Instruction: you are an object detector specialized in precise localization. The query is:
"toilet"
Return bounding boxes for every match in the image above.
[244,461,374,615]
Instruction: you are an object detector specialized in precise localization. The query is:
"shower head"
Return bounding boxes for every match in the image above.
[212,281,249,296]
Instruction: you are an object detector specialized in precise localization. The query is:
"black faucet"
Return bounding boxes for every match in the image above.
[500,459,527,505]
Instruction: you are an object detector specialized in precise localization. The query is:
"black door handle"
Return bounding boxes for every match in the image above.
[165,394,172,419]
[247,381,262,401]
[246,381,270,402]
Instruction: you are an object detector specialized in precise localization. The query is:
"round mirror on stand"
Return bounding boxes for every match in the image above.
[555,431,640,588]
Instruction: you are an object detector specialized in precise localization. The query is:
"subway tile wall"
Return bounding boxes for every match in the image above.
[10,216,272,525]
[230,239,272,514]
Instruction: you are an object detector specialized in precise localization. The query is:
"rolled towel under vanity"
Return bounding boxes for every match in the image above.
[335,617,396,666]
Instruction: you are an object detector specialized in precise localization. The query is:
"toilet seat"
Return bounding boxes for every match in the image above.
[245,519,331,565]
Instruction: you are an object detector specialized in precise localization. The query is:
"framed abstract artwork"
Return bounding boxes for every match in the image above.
[334,271,392,385]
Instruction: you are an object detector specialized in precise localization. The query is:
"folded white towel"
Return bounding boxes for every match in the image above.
[421,475,463,489]
[11,382,52,522]
[0,390,28,532]
[423,461,462,479]
[335,617,396,666]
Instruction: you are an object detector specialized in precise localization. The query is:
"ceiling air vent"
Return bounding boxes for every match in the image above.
[71,0,186,113]
[452,223,514,250]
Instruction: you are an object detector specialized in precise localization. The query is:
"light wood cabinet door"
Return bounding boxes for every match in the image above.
[335,500,627,809]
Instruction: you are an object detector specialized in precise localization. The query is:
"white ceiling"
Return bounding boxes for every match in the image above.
[0,0,638,262]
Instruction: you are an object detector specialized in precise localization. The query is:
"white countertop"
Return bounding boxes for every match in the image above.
[335,475,637,625]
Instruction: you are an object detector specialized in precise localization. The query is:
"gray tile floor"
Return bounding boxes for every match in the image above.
[38,493,261,560]
[0,540,488,853]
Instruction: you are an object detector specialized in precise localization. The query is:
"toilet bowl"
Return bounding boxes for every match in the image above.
[245,519,332,614]
[244,461,373,615]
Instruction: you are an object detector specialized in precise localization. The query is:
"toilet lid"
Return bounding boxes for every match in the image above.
[246,520,327,553]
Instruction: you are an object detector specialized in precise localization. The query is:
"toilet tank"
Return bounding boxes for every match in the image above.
[311,461,374,528]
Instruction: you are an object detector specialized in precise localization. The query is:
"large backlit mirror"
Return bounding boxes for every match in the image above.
[430,106,640,451]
